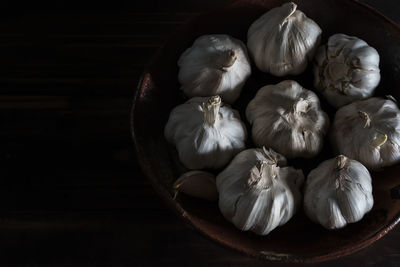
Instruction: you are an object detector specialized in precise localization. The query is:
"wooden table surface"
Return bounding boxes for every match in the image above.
[1,0,399,266]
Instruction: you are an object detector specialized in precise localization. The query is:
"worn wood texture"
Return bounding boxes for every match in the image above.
[1,0,399,265]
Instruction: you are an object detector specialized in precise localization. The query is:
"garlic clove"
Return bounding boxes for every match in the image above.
[173,171,218,202]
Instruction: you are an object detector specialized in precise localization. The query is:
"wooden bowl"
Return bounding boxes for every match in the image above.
[132,0,400,263]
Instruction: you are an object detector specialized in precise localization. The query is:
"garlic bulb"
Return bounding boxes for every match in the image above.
[247,2,322,76]
[331,97,400,170]
[178,34,251,104]
[246,80,329,158]
[304,155,373,229]
[216,147,304,235]
[173,171,218,202]
[164,96,247,169]
[314,33,381,108]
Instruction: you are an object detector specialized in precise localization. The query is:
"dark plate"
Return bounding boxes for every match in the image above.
[131,0,400,263]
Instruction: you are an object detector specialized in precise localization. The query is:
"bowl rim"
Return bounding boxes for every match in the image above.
[130,0,400,263]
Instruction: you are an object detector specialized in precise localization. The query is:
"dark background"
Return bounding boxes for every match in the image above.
[0,0,399,266]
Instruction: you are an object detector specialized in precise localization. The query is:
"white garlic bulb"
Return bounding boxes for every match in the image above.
[304,155,374,229]
[314,33,381,108]
[246,80,329,158]
[178,34,251,104]
[247,2,322,76]
[331,97,400,170]
[217,147,304,235]
[164,96,247,169]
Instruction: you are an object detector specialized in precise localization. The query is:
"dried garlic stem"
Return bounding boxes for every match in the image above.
[335,155,349,191]
[203,96,221,126]
[335,155,348,170]
[372,134,387,148]
[282,2,297,23]
[248,160,276,189]
[263,147,278,164]
[358,111,371,128]
[219,49,237,71]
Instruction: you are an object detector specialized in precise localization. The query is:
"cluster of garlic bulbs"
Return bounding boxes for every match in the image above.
[163,1,388,236]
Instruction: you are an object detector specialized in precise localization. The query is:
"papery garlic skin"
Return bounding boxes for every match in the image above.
[247,2,322,76]
[164,96,247,169]
[331,97,400,170]
[246,80,329,158]
[217,147,304,235]
[314,34,380,108]
[178,34,251,104]
[304,155,373,229]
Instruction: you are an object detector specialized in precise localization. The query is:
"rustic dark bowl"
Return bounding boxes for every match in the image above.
[132,0,400,263]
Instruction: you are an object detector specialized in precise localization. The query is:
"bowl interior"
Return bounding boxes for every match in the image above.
[132,0,400,262]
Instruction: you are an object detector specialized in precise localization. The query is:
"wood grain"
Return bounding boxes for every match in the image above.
[0,0,399,265]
